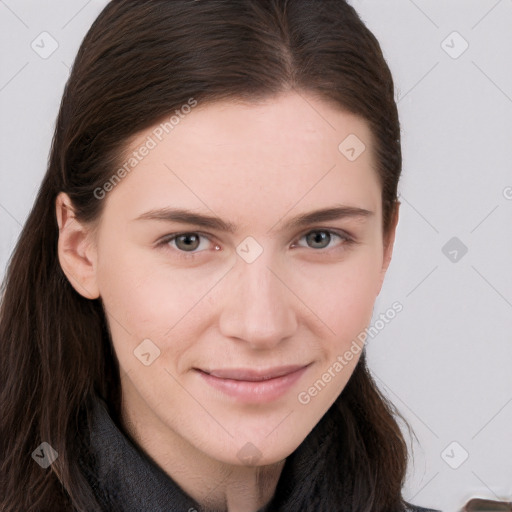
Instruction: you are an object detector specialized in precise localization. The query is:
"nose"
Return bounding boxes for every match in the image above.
[218,250,298,350]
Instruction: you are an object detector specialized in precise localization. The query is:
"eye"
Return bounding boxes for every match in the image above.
[157,232,218,259]
[293,229,354,251]
[157,228,354,259]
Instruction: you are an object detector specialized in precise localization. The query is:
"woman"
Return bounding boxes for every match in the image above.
[0,1,442,511]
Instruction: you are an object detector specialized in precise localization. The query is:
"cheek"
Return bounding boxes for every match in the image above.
[294,256,380,410]
[95,245,213,367]
[96,233,172,326]
[298,249,382,340]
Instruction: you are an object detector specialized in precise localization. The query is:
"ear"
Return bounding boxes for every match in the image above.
[55,192,100,300]
[375,201,400,296]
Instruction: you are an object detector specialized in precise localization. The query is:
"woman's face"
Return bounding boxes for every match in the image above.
[70,91,397,467]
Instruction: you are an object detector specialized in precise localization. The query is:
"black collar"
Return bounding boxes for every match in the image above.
[78,394,297,511]
[77,394,433,512]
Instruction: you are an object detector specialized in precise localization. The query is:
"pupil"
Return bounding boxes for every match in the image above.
[309,232,329,248]
[178,234,199,251]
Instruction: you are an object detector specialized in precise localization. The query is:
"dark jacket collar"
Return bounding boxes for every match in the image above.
[77,393,439,512]
[78,394,293,511]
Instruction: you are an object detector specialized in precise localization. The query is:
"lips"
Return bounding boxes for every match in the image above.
[194,364,311,403]
[197,364,308,381]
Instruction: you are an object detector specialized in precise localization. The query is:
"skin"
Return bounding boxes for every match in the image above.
[56,91,399,512]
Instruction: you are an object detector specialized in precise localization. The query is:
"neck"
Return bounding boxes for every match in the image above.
[120,381,286,512]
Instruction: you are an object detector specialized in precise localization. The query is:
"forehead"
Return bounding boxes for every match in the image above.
[157,92,374,165]
[106,91,381,225]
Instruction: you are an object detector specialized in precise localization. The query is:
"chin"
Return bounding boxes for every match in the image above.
[202,427,307,468]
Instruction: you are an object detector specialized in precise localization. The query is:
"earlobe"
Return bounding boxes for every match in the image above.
[56,192,100,300]
[376,201,400,296]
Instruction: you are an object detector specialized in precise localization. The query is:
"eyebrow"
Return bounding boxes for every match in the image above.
[133,205,374,233]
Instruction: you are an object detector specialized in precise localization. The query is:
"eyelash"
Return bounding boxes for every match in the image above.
[156,229,356,260]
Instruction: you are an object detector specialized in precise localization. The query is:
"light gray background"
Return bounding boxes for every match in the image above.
[1,1,511,511]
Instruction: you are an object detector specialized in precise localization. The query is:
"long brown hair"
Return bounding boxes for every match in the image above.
[0,1,409,510]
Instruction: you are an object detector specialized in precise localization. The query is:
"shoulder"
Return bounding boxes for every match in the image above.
[404,503,442,512]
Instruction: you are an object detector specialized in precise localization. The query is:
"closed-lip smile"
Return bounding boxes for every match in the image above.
[198,364,309,381]
[194,363,312,403]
